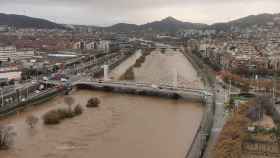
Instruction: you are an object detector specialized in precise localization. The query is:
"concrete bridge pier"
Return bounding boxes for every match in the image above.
[103,65,109,81]
[173,69,178,88]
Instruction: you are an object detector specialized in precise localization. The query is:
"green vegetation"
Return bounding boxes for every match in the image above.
[25,115,39,128]
[86,97,101,108]
[214,99,256,158]
[120,49,153,80]
[248,124,280,142]
[119,67,135,80]
[64,96,75,111]
[0,125,16,150]
[134,56,146,68]
[43,105,84,125]
[221,71,278,93]
[74,105,83,115]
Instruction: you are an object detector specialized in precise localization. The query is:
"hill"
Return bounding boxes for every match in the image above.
[211,13,280,30]
[0,13,66,29]
[104,16,207,33]
[140,16,207,33]
[106,23,139,32]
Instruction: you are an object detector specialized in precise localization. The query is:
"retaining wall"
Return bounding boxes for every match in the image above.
[0,88,62,117]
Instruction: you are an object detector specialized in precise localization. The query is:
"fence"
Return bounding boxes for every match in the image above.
[0,88,61,117]
[242,140,280,157]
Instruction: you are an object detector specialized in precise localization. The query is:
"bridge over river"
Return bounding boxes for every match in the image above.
[0,47,211,158]
[73,80,211,101]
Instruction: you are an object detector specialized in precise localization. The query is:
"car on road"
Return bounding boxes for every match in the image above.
[43,77,49,81]
[31,80,37,84]
[204,91,213,96]
[61,78,68,82]
[97,79,103,83]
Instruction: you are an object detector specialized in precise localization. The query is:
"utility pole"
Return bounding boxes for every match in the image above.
[173,69,178,88]
[256,74,259,92]
[1,88,3,107]
[103,65,109,81]
[228,79,232,100]
[273,72,277,105]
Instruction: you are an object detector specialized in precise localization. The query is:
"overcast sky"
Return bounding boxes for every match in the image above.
[0,0,280,26]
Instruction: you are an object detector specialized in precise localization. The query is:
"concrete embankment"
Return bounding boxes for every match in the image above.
[0,88,63,117]
[182,47,215,158]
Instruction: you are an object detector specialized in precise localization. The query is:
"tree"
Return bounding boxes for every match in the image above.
[64,96,75,111]
[86,97,100,108]
[8,79,15,85]
[74,105,83,115]
[240,82,250,93]
[25,115,39,128]
[273,124,280,142]
[52,65,59,72]
[0,125,16,150]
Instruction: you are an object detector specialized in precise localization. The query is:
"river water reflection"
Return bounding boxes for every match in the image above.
[0,49,204,158]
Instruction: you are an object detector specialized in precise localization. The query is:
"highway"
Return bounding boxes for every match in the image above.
[0,50,134,114]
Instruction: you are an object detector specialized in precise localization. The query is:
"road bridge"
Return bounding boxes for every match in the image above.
[73,80,211,101]
[144,46,181,51]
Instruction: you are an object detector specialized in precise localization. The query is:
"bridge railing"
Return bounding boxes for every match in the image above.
[90,80,205,90]
[75,80,207,96]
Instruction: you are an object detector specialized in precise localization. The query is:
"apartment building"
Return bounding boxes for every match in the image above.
[0,46,35,62]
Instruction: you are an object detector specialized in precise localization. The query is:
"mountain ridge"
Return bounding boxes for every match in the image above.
[0,12,279,32]
[0,13,67,29]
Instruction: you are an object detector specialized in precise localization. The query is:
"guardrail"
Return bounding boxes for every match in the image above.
[0,88,62,117]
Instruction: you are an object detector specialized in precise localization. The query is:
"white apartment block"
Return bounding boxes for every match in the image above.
[0,46,35,62]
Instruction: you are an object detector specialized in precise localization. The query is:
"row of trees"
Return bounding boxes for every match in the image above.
[119,49,152,80]
[214,99,256,158]
[221,70,278,93]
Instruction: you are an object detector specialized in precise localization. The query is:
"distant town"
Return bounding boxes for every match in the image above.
[0,12,280,158]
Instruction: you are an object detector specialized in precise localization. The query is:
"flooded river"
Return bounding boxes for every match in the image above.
[0,48,204,158]
[110,49,203,88]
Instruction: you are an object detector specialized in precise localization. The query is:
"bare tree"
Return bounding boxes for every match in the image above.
[64,96,75,111]
[0,125,16,149]
[25,115,39,128]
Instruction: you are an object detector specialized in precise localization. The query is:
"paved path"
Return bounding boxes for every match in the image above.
[203,82,229,158]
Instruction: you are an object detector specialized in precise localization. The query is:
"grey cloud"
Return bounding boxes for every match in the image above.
[0,0,279,25]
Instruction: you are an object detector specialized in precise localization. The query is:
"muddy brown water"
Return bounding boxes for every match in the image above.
[0,49,204,158]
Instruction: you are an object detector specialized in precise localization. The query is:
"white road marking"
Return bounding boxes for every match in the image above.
[212,128,222,132]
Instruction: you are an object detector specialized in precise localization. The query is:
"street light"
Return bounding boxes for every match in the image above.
[0,88,3,107]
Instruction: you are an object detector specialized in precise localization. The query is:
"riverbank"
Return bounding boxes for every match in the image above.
[0,51,135,118]
[181,47,215,158]
[0,88,64,118]
[0,47,205,158]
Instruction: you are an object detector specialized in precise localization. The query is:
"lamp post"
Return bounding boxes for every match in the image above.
[0,88,3,107]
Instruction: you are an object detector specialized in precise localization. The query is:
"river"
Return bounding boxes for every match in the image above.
[0,48,204,158]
